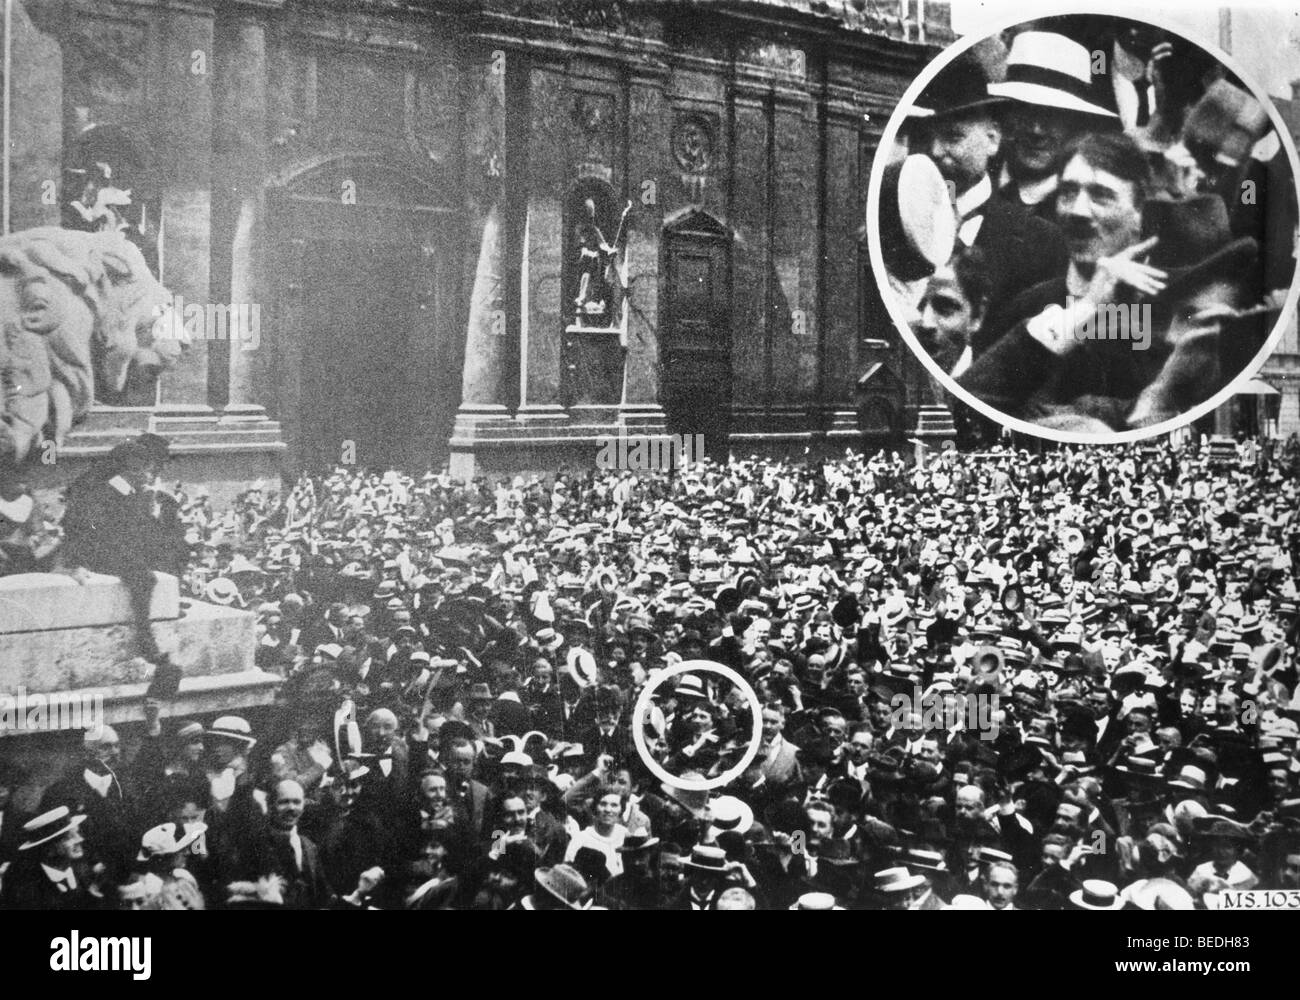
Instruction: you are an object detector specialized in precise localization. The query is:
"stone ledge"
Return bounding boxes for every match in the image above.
[0,572,180,634]
[0,669,283,732]
[0,599,257,693]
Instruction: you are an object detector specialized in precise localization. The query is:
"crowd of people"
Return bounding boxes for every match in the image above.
[3,429,1300,911]
[882,13,1295,436]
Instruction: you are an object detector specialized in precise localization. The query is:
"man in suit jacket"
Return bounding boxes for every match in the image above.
[61,437,176,663]
[757,705,802,793]
[958,132,1165,428]
[238,779,334,909]
[0,808,95,910]
[913,50,1068,361]
[40,726,137,871]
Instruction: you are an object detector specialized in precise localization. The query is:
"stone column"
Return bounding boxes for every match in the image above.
[619,70,667,434]
[155,6,213,410]
[516,66,567,425]
[210,6,269,418]
[9,0,61,232]
[448,43,516,481]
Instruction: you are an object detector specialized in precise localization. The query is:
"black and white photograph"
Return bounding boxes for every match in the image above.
[0,0,1296,962]
[871,10,1300,441]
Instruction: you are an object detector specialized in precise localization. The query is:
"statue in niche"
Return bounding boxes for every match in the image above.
[572,198,631,327]
[66,161,134,236]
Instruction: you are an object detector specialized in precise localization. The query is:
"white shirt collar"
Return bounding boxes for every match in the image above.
[950,344,974,379]
[954,175,993,219]
[107,475,135,496]
[42,863,76,889]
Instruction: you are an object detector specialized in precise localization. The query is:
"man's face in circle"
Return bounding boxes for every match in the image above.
[1056,154,1142,268]
[1008,105,1081,179]
[925,113,1000,194]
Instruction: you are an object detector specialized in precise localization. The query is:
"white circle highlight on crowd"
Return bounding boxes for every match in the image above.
[631,658,764,792]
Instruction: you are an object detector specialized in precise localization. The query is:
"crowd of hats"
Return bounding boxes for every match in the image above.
[8,433,1300,909]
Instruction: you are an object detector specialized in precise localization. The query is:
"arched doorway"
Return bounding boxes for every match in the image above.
[267,152,460,471]
[661,210,733,458]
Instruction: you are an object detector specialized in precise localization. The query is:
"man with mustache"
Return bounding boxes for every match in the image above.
[959,131,1170,429]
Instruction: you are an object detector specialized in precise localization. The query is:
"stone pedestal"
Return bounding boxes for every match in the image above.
[0,571,279,729]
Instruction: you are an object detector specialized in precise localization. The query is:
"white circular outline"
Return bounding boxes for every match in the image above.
[631,658,764,792]
[865,2,1300,445]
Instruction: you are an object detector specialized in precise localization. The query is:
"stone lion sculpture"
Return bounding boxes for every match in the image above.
[0,226,183,466]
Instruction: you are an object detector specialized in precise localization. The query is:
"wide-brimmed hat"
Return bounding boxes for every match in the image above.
[913,51,1007,121]
[1167,763,1208,792]
[878,154,956,283]
[673,673,708,700]
[1140,194,1259,302]
[207,715,257,748]
[1069,879,1125,910]
[19,807,87,851]
[987,31,1118,119]
[789,891,845,910]
[617,830,661,854]
[206,577,244,607]
[874,866,926,894]
[684,844,730,873]
[706,795,754,838]
[138,821,206,860]
[534,865,592,909]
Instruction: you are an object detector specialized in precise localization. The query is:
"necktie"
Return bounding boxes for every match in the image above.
[1134,78,1150,127]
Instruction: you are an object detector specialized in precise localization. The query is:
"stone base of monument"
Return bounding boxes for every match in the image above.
[24,404,285,509]
[0,571,282,729]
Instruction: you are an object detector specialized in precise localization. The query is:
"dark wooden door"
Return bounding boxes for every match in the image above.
[662,231,732,457]
[270,171,458,473]
[298,238,416,470]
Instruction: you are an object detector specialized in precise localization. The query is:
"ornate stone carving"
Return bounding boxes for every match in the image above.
[672,114,714,174]
[0,228,182,467]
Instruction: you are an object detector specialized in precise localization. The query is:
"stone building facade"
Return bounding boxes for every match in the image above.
[1,0,950,489]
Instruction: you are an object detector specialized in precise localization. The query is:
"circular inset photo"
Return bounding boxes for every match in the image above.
[868,12,1300,443]
[631,659,763,792]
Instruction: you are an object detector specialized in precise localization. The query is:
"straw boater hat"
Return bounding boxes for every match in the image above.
[878,154,957,283]
[1069,879,1126,910]
[874,866,926,894]
[987,31,1118,119]
[207,715,257,748]
[18,807,86,852]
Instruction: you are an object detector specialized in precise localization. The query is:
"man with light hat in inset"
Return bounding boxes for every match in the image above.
[989,30,1121,223]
